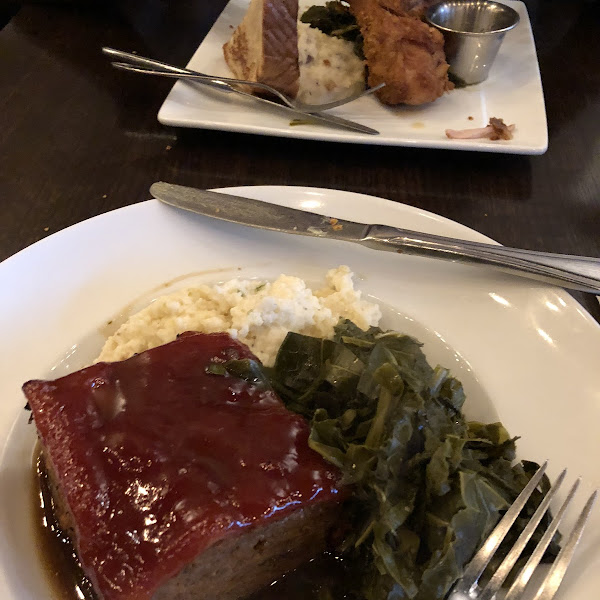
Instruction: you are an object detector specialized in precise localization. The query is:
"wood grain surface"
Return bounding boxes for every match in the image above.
[1,0,599,319]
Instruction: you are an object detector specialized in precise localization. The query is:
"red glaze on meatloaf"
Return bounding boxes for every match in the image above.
[23,332,342,600]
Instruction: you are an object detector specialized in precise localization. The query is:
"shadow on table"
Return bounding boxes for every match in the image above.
[0,1,19,29]
[528,0,600,254]
[7,0,227,135]
[170,127,534,227]
[529,0,600,139]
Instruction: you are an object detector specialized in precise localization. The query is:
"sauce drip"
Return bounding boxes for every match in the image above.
[32,449,96,600]
[33,453,358,600]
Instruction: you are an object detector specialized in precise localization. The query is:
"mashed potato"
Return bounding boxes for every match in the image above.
[97,266,381,367]
[297,21,366,105]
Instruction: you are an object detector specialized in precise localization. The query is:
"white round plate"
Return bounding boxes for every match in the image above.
[1,186,599,599]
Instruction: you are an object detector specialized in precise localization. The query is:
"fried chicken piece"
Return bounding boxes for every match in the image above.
[348,0,453,105]
[377,0,439,18]
[382,0,440,18]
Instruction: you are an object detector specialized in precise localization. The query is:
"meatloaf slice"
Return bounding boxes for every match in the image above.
[24,332,344,600]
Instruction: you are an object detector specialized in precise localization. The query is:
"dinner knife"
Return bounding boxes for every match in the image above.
[102,47,379,135]
[151,182,600,294]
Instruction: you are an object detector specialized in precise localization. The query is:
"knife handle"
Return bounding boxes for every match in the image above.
[363,225,600,293]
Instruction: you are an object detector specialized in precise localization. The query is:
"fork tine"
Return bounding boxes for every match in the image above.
[503,478,581,600]
[452,462,548,595]
[531,489,598,600]
[478,469,567,600]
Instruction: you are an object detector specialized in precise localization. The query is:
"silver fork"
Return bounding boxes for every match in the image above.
[449,462,597,600]
[102,47,384,113]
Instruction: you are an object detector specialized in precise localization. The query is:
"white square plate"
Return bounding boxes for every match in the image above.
[158,0,548,154]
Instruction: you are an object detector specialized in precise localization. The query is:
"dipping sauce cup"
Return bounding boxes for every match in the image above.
[426,0,520,85]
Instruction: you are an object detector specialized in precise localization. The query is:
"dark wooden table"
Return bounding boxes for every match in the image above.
[1,0,599,319]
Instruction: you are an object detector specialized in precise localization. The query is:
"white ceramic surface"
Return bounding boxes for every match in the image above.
[1,186,598,599]
[158,0,548,154]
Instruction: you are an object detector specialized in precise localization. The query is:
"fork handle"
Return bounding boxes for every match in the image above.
[110,63,236,93]
[363,225,600,293]
[102,47,230,92]
[103,47,281,97]
[104,47,379,134]
[103,47,193,74]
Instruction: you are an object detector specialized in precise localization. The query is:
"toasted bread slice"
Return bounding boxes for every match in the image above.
[223,0,300,98]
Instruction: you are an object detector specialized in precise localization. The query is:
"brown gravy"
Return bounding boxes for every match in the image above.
[32,449,359,600]
[32,448,97,599]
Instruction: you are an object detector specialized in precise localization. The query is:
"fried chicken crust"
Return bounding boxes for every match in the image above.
[348,0,453,105]
[379,0,439,19]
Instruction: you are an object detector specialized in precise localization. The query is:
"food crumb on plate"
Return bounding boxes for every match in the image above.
[445,117,515,140]
[329,218,343,231]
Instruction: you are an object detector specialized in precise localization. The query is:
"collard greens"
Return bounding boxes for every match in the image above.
[211,320,558,599]
[301,1,365,59]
